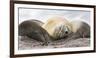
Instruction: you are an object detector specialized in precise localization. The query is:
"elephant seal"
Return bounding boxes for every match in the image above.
[68,20,90,39]
[19,19,51,45]
[42,16,72,40]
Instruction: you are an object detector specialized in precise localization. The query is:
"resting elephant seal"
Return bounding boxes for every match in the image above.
[42,16,72,40]
[18,19,51,45]
[68,20,90,39]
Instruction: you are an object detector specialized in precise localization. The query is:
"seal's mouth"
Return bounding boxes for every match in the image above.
[62,35,69,38]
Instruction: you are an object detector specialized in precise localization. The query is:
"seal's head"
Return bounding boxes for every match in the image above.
[42,16,72,40]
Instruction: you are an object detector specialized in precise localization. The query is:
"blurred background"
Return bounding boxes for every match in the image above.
[19,8,90,25]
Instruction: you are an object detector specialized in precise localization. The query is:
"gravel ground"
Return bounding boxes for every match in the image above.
[18,36,90,50]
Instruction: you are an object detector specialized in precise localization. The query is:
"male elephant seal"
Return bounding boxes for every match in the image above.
[19,19,51,45]
[42,16,72,40]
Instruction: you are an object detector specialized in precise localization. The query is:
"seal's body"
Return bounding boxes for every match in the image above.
[19,19,51,45]
[68,20,90,39]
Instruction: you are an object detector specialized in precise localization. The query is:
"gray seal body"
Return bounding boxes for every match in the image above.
[19,19,51,45]
[68,20,90,39]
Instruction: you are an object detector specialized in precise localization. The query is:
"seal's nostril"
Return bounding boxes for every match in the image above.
[65,31,68,34]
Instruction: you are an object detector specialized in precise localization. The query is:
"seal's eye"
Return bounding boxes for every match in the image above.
[65,31,68,34]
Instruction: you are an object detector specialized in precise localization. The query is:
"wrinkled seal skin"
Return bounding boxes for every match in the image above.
[42,17,72,40]
[19,19,51,45]
[68,20,90,39]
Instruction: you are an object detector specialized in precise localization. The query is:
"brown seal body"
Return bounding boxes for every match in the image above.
[19,19,51,45]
